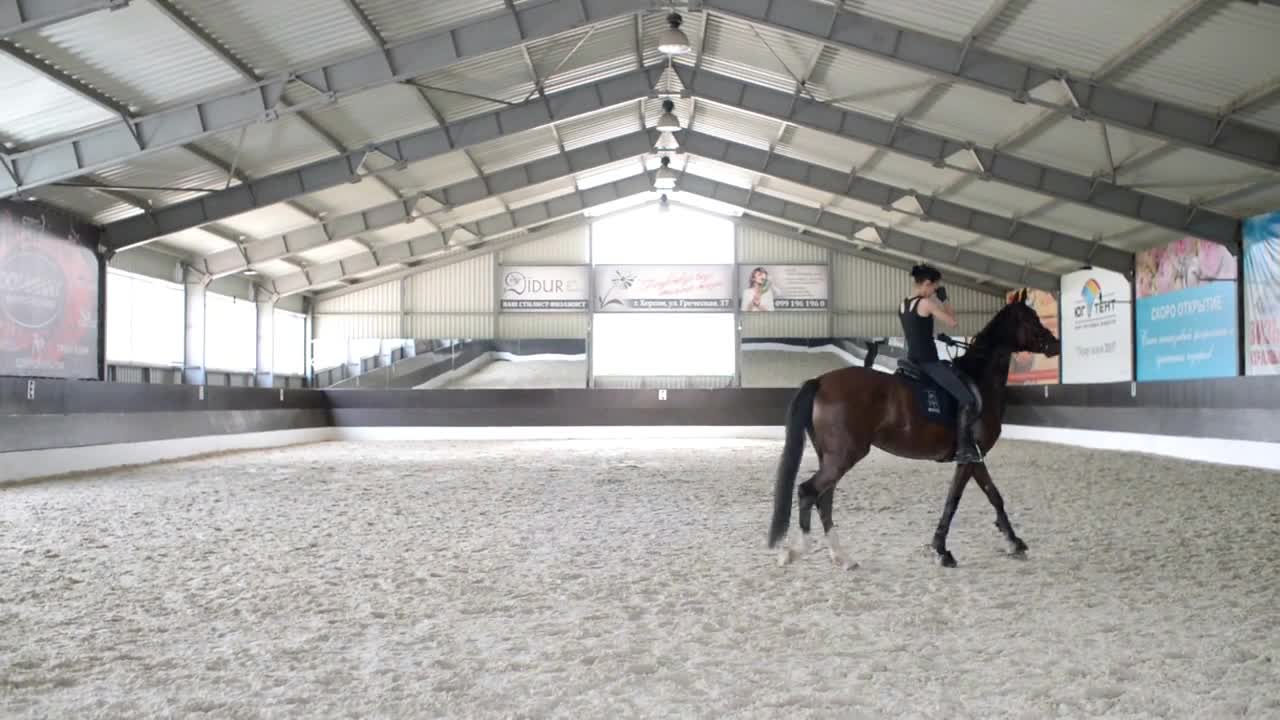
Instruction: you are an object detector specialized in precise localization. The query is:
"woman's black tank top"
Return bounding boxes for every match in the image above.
[899,296,938,362]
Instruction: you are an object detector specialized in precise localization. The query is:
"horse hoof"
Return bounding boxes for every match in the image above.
[777,547,798,567]
[938,551,958,568]
[1008,539,1029,557]
[832,556,859,571]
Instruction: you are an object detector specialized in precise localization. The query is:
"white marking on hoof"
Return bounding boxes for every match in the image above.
[777,546,797,566]
[795,532,811,555]
[825,529,858,571]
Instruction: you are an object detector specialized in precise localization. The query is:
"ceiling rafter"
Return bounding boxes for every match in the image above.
[300,168,1046,301]
[0,0,125,39]
[96,62,1240,255]
[0,0,656,197]
[701,0,1280,173]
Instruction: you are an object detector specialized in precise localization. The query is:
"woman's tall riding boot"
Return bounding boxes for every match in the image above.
[954,403,983,464]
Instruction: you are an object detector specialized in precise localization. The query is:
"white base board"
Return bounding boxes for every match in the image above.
[7,423,1275,487]
[334,426,787,442]
[1001,424,1280,471]
[0,428,336,485]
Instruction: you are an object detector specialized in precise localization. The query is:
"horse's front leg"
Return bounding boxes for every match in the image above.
[971,463,1028,557]
[932,463,973,567]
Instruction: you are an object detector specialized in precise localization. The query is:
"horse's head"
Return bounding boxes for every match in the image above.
[996,289,1061,357]
[977,288,1059,356]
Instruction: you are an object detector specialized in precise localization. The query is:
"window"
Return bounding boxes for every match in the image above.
[106,268,184,366]
[273,309,306,376]
[589,203,737,377]
[592,313,736,376]
[590,204,734,265]
[204,292,256,372]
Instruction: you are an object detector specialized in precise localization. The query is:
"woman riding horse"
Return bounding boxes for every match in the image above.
[899,264,982,463]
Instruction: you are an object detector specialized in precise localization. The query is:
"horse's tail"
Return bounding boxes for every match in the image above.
[768,377,821,548]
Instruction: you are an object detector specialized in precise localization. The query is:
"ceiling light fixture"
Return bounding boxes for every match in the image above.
[657,13,692,56]
[653,155,678,191]
[655,99,681,132]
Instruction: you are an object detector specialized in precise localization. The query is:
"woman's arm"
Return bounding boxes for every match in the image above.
[919,296,959,328]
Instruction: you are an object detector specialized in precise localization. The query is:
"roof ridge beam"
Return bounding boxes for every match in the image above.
[0,0,125,39]
[678,129,1133,273]
[278,174,654,297]
[701,0,1280,174]
[100,65,665,251]
[305,180,1013,302]
[671,64,1241,250]
[677,173,1060,290]
[200,131,654,278]
[0,0,653,198]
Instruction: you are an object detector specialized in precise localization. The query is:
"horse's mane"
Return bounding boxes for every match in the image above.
[953,302,1021,377]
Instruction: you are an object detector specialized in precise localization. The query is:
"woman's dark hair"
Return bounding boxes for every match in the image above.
[910,263,941,284]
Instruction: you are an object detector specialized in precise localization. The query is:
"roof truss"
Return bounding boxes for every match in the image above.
[703,0,1280,174]
[0,0,656,197]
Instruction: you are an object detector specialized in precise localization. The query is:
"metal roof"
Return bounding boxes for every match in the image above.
[3,0,1278,297]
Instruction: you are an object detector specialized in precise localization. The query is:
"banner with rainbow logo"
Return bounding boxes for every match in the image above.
[1060,268,1132,384]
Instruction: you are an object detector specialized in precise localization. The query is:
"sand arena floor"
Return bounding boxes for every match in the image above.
[2,437,1278,718]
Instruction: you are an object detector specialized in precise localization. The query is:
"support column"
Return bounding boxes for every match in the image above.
[182,265,209,385]
[255,285,277,387]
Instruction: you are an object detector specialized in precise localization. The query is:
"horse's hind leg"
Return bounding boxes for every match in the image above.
[777,472,821,565]
[813,449,866,571]
[972,464,1028,557]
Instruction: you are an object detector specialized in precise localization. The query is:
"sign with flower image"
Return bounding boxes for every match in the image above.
[592,265,735,312]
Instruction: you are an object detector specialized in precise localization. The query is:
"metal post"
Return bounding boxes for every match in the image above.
[182,265,207,386]
[96,246,108,381]
[254,286,275,388]
[586,222,594,389]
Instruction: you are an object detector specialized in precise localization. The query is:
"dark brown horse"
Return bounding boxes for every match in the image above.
[768,290,1061,569]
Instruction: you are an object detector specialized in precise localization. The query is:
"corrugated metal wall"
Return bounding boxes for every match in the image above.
[497,225,590,339]
[832,253,1003,337]
[404,254,495,338]
[737,224,830,339]
[499,225,589,264]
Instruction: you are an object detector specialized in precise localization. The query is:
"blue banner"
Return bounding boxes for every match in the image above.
[1136,281,1238,381]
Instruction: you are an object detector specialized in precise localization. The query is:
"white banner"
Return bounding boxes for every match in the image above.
[593,264,734,311]
[499,265,589,312]
[1060,268,1133,384]
[738,264,829,311]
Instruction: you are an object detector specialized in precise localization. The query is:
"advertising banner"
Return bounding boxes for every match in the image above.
[1005,288,1060,384]
[1060,268,1133,384]
[1135,236,1238,381]
[0,201,100,379]
[593,264,734,311]
[1243,211,1280,375]
[499,265,589,312]
[738,264,829,311]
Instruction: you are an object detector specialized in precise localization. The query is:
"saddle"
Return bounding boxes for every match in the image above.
[893,359,983,428]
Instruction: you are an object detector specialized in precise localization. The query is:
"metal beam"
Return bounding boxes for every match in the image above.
[310,184,1014,303]
[0,0,125,39]
[702,0,1280,173]
[730,213,1009,296]
[677,173,1060,290]
[671,64,1242,250]
[200,132,653,278]
[281,174,655,297]
[102,60,1235,256]
[0,0,653,197]
[678,129,1133,273]
[200,125,1115,282]
[302,164,1054,299]
[99,65,666,251]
